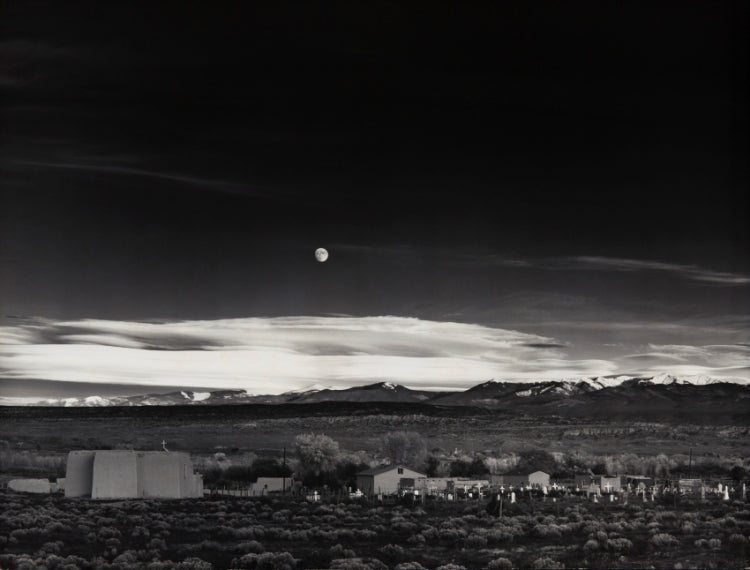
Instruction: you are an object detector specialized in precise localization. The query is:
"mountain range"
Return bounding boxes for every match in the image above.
[9,375,750,411]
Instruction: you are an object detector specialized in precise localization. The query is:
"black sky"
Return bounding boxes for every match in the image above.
[1,0,748,324]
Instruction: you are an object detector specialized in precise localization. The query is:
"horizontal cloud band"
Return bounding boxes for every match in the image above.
[0,316,747,395]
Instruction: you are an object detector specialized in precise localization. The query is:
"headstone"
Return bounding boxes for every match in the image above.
[510,491,516,504]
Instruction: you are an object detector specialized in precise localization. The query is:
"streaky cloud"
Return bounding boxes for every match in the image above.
[1,316,747,394]
[10,160,279,200]
[453,252,750,286]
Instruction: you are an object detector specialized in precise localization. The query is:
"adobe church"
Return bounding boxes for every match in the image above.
[65,450,203,499]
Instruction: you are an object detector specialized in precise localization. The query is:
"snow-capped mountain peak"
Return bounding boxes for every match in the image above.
[3,374,748,407]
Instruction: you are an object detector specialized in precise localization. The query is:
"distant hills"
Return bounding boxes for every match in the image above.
[10,375,750,414]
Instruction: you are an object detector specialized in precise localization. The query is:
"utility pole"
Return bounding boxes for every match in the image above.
[688,448,692,480]
[282,447,287,496]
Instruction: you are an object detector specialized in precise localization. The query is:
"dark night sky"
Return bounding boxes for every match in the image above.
[1,1,748,397]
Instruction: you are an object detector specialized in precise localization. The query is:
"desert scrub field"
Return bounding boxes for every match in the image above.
[1,491,749,569]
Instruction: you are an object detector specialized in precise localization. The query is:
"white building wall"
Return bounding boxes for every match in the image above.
[139,452,182,498]
[370,466,426,494]
[8,478,51,494]
[92,451,139,499]
[529,471,550,488]
[65,450,96,497]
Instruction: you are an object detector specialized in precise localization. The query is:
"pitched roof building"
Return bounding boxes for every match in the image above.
[356,464,426,495]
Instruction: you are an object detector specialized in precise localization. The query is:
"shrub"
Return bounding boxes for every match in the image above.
[113,550,141,564]
[608,537,633,553]
[393,563,428,570]
[236,540,265,554]
[680,521,696,534]
[650,533,679,548]
[582,539,600,554]
[530,557,564,569]
[438,528,465,544]
[379,543,404,561]
[486,558,513,570]
[245,552,296,570]
[534,524,562,539]
[465,534,488,548]
[175,557,213,570]
[98,526,122,540]
[132,525,151,539]
[708,538,722,550]
[330,544,357,559]
[328,558,388,570]
[39,540,63,555]
[149,538,168,550]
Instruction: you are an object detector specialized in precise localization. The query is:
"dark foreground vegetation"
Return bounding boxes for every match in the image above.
[1,490,750,569]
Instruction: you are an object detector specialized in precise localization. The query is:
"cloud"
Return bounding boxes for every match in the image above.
[1,316,747,396]
[324,248,750,286]
[615,343,750,380]
[10,160,277,200]
[0,316,600,393]
[556,256,750,285]
[455,253,750,285]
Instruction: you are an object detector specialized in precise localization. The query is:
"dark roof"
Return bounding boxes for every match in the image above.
[357,464,426,477]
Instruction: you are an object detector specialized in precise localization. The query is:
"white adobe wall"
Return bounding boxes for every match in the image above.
[8,478,51,494]
[139,452,183,498]
[183,458,203,498]
[193,473,204,497]
[65,450,96,497]
[92,451,139,499]
[64,449,203,500]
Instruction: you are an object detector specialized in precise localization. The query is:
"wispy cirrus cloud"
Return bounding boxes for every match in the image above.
[464,254,750,285]
[327,247,750,286]
[554,256,750,285]
[621,343,750,369]
[9,160,278,199]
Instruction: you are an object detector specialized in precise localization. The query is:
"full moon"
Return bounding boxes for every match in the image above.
[315,247,328,262]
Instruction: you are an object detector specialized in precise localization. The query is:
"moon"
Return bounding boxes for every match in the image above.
[315,247,328,262]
